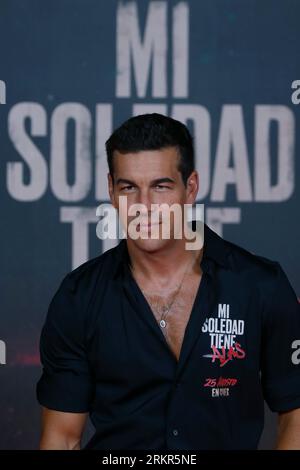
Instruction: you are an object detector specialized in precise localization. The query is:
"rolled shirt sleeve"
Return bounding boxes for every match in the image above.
[261,262,300,412]
[36,274,94,412]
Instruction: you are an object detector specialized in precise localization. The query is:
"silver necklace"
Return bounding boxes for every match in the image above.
[132,257,194,330]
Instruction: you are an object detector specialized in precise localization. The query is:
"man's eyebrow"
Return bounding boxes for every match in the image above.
[115,177,176,185]
[116,178,135,185]
[151,177,175,185]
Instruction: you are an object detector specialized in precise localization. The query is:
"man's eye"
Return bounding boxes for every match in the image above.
[155,185,170,190]
[120,186,134,191]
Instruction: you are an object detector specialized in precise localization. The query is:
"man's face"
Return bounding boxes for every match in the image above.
[108,146,199,252]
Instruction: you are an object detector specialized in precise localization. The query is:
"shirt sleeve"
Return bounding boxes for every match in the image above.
[261,262,300,412]
[36,273,94,412]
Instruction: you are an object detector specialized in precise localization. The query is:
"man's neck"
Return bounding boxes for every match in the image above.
[126,237,203,290]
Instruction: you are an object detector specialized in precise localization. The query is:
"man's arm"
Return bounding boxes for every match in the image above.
[39,406,88,450]
[275,408,300,450]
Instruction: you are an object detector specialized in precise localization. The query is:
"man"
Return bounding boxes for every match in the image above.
[37,113,300,450]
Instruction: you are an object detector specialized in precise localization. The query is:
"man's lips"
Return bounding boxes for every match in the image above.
[137,221,162,228]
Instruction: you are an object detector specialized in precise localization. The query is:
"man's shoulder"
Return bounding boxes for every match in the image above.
[223,235,281,284]
[44,243,125,329]
[62,241,124,294]
[203,223,281,284]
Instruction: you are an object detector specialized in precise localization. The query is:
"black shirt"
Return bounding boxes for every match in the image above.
[36,222,300,450]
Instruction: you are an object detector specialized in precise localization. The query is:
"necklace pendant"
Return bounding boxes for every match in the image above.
[160,319,167,328]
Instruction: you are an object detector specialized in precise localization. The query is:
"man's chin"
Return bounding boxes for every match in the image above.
[128,236,173,253]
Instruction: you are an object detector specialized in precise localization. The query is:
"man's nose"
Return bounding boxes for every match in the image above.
[136,189,153,213]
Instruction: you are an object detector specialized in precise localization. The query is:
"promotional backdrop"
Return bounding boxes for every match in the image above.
[0,0,299,449]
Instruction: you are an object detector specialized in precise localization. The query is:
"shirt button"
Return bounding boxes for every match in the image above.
[172,429,179,436]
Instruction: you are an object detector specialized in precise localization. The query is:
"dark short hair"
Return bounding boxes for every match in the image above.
[105,113,194,186]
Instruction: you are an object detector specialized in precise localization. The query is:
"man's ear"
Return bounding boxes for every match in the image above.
[107,173,116,208]
[186,170,199,205]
